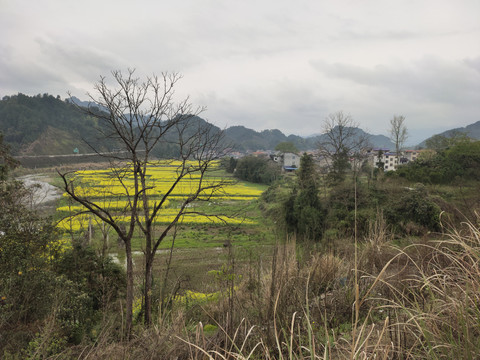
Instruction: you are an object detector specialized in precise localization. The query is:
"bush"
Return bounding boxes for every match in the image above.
[394,140,480,184]
[234,156,280,184]
[384,184,441,234]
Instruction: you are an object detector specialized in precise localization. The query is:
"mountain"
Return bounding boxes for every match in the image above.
[418,120,480,148]
[224,126,303,150]
[67,96,109,113]
[225,125,394,151]
[0,93,111,155]
[0,93,416,156]
[437,120,480,140]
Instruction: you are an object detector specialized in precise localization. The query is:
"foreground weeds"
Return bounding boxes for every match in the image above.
[173,216,480,359]
[12,215,480,359]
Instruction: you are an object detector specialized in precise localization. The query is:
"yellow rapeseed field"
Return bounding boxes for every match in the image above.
[57,161,263,232]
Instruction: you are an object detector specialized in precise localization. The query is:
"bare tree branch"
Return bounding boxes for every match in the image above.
[317,111,371,183]
[58,69,231,334]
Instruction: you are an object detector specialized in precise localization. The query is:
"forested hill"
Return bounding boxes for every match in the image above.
[0,93,396,155]
[418,121,480,148]
[0,93,106,155]
[224,126,313,151]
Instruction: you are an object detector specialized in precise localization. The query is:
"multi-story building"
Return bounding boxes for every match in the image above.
[368,148,421,171]
[403,150,420,162]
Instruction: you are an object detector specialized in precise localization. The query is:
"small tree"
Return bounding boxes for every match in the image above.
[389,115,408,168]
[375,149,385,171]
[59,70,230,336]
[221,156,237,173]
[275,141,298,154]
[284,153,324,241]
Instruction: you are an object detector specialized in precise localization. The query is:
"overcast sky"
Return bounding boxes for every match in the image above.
[1,0,479,144]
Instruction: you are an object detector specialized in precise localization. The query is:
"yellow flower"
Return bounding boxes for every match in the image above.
[18,271,22,275]
[56,160,263,232]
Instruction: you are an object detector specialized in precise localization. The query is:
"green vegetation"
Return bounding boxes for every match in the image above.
[0,93,108,155]
[220,156,237,173]
[3,128,480,358]
[394,139,480,184]
[3,92,480,357]
[274,141,298,153]
[0,151,124,356]
[0,133,18,180]
[234,155,281,184]
[283,153,325,240]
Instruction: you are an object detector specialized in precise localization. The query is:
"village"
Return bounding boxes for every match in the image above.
[228,147,422,172]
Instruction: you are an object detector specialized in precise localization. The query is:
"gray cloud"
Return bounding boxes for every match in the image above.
[464,57,480,73]
[1,0,479,143]
[36,38,124,80]
[0,51,65,96]
[311,56,480,104]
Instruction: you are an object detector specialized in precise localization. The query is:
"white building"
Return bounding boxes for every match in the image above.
[283,152,300,169]
[380,152,399,171]
[369,148,422,171]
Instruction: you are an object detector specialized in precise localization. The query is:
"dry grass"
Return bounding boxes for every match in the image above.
[40,213,480,359]
[173,214,480,359]
[378,215,480,359]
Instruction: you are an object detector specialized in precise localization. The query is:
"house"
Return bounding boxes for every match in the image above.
[269,154,281,162]
[282,152,300,171]
[403,150,420,162]
[270,151,300,171]
[382,152,399,171]
[368,148,422,171]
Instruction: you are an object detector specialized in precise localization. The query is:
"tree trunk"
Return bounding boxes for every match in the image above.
[125,239,134,339]
[144,254,153,326]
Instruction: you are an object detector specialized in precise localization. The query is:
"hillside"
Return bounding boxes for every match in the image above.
[1,94,401,155]
[416,121,480,148]
[224,125,394,151]
[0,93,108,155]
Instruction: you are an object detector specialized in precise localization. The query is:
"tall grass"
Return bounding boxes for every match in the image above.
[379,215,480,359]
[53,213,480,359]
[176,215,480,359]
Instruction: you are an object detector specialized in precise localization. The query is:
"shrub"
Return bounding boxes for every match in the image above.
[234,156,281,184]
[385,184,441,234]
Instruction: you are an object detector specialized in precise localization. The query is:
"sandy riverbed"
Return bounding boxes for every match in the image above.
[18,174,63,206]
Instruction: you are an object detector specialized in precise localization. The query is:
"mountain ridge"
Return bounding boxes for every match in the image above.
[418,120,480,148]
[1,94,478,156]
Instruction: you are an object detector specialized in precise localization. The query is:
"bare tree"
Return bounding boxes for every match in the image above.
[318,111,370,183]
[59,69,230,336]
[389,115,408,168]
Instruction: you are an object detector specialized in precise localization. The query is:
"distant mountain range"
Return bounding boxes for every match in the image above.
[0,93,478,156]
[223,125,395,151]
[67,96,109,113]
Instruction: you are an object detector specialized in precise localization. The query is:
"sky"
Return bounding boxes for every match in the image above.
[1,0,479,145]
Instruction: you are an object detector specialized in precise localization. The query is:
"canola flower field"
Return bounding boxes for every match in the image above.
[56,160,265,234]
